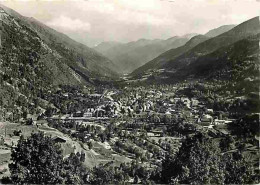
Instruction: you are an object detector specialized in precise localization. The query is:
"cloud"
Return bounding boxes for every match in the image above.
[73,0,171,26]
[46,15,91,32]
[1,0,259,46]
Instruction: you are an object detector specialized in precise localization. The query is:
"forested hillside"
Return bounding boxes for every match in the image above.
[132,17,258,76]
[0,5,116,121]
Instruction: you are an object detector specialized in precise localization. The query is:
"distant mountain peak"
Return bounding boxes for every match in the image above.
[185,34,209,47]
[131,16,260,77]
[166,36,178,40]
[181,33,198,39]
[94,41,123,53]
[205,24,236,37]
[94,35,191,74]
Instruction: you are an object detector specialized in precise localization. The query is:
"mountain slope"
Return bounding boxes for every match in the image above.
[165,16,260,70]
[0,6,81,86]
[131,35,209,76]
[26,18,119,79]
[0,4,118,80]
[94,41,123,54]
[94,36,193,74]
[204,24,236,37]
[132,17,259,76]
[169,33,260,113]
[0,4,118,121]
[0,6,75,119]
[169,34,259,83]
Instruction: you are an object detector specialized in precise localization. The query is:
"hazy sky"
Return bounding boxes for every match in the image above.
[1,0,259,47]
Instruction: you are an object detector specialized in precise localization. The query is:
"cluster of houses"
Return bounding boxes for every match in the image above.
[51,86,236,136]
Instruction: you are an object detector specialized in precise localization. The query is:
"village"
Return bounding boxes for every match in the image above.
[0,83,259,183]
[44,84,242,159]
[0,71,258,183]
[0,1,259,183]
[52,84,236,135]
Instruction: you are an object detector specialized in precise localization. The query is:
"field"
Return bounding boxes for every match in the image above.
[0,121,130,177]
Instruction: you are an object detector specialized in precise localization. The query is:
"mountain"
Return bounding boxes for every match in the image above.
[204,25,236,37]
[94,35,195,74]
[27,17,119,79]
[169,34,259,83]
[0,4,119,121]
[0,4,118,82]
[131,17,259,77]
[168,33,260,113]
[131,34,209,76]
[94,41,123,54]
[164,16,259,70]
[181,33,198,39]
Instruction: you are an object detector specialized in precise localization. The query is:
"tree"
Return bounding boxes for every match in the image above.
[63,153,89,184]
[80,151,86,162]
[223,151,259,184]
[91,163,117,184]
[9,132,89,184]
[228,114,259,138]
[161,132,225,184]
[88,141,93,150]
[134,175,139,184]
[9,132,64,184]
[26,118,33,125]
[45,107,54,117]
[162,131,259,184]
[120,108,126,115]
[22,110,27,120]
[219,135,235,151]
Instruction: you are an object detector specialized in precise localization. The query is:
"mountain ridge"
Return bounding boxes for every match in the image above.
[0,4,119,80]
[131,34,209,76]
[165,16,260,70]
[94,35,194,74]
[0,4,120,121]
[204,24,236,37]
[131,17,259,76]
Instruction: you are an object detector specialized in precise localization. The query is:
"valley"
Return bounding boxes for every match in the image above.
[0,3,259,184]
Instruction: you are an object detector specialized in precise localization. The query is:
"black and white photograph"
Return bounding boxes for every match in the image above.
[0,0,259,184]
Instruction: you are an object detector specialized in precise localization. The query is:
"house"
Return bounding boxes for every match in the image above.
[207,109,214,114]
[214,119,233,125]
[214,119,225,125]
[87,108,95,112]
[63,93,69,97]
[83,112,92,117]
[173,97,181,103]
[198,114,213,127]
[73,111,83,117]
[89,94,102,98]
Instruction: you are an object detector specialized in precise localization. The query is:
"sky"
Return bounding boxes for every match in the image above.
[0,0,259,47]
